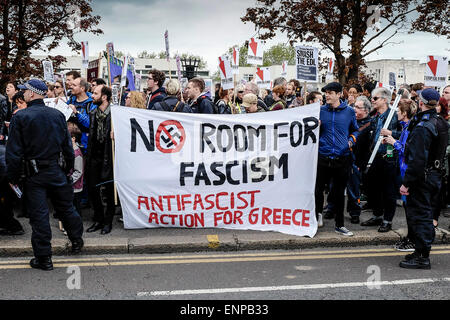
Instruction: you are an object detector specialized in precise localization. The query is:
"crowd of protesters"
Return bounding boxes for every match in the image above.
[1,68,449,259]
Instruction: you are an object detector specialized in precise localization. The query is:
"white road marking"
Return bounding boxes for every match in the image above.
[137,277,450,296]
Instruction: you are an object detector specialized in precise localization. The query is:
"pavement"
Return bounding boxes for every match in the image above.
[1,202,449,257]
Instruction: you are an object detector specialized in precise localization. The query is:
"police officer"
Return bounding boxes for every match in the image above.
[6,79,84,271]
[399,88,448,269]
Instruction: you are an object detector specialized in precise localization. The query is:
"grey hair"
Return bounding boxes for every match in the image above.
[371,87,392,105]
[79,78,90,92]
[355,95,372,113]
[245,82,259,95]
[273,77,287,87]
[400,88,410,99]
[165,79,181,96]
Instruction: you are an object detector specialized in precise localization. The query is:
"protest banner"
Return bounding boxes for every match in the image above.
[111,103,320,237]
[43,98,73,120]
[255,67,271,90]
[424,55,448,87]
[389,72,396,88]
[231,46,240,75]
[81,41,89,69]
[42,60,55,83]
[87,58,100,82]
[281,61,288,77]
[295,46,319,83]
[247,38,263,65]
[218,55,234,90]
[106,43,136,91]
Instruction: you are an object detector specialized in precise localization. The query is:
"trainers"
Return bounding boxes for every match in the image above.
[394,238,415,252]
[335,226,354,237]
[317,213,324,228]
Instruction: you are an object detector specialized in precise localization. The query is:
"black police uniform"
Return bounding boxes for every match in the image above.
[402,109,448,260]
[6,98,83,259]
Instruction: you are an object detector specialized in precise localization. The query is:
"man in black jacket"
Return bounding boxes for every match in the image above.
[86,84,115,235]
[146,69,167,110]
[186,77,215,114]
[6,79,84,270]
[399,88,448,269]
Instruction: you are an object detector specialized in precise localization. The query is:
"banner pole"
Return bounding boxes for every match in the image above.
[303,81,307,105]
[111,117,118,206]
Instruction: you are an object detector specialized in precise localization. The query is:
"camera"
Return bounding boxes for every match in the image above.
[295,87,302,97]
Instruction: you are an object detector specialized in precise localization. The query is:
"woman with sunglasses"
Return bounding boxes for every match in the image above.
[54,80,66,99]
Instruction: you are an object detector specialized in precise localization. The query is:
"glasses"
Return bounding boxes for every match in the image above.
[372,96,382,101]
[238,91,244,93]
[54,86,61,89]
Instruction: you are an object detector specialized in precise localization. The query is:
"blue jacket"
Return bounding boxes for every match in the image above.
[67,92,97,152]
[393,120,410,178]
[319,100,359,158]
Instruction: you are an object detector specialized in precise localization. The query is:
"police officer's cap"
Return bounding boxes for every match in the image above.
[321,82,343,93]
[17,79,48,96]
[419,88,440,106]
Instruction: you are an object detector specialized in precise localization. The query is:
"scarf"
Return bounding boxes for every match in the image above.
[96,104,111,144]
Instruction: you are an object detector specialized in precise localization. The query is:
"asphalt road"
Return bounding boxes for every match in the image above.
[1,245,449,304]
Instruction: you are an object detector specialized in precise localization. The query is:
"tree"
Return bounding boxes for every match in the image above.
[0,0,102,91]
[173,52,207,70]
[137,50,157,59]
[242,0,449,84]
[263,43,295,66]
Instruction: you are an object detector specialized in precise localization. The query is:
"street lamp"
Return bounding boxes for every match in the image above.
[181,57,200,80]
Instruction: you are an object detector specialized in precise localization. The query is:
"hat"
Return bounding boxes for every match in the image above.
[18,79,48,96]
[321,82,343,93]
[419,88,440,106]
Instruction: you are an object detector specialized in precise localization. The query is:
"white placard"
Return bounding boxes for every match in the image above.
[111,104,321,237]
[281,61,288,77]
[255,67,271,89]
[424,55,448,87]
[44,98,72,120]
[247,38,264,65]
[232,46,240,75]
[218,55,234,90]
[81,41,89,69]
[42,60,55,83]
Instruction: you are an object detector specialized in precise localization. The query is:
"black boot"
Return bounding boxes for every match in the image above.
[30,256,53,271]
[71,238,84,254]
[399,252,431,269]
[101,224,112,235]
[87,222,103,233]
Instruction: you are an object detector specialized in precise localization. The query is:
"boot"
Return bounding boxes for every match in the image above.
[30,256,53,271]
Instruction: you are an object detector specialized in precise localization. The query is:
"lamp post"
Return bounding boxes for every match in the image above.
[181,57,200,80]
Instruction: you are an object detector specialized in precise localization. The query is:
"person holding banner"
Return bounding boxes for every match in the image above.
[146,69,167,110]
[361,87,401,232]
[243,82,268,112]
[399,89,448,269]
[86,84,115,235]
[215,88,233,114]
[315,82,359,236]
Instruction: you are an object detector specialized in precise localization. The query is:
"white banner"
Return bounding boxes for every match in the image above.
[219,55,234,90]
[295,46,319,82]
[81,41,89,69]
[424,55,448,87]
[247,38,263,65]
[255,67,271,89]
[111,105,321,237]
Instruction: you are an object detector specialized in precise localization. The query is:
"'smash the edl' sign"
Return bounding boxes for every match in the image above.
[111,105,320,237]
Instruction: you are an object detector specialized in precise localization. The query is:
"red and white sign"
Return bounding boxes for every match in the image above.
[247,38,264,65]
[256,67,271,89]
[81,41,89,69]
[281,61,288,77]
[232,46,239,75]
[424,55,448,87]
[111,104,321,237]
[218,55,234,90]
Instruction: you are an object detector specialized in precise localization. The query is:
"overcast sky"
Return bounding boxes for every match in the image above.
[37,0,449,72]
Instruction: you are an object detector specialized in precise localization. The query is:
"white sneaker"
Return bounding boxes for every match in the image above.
[318,213,324,228]
[335,226,354,237]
